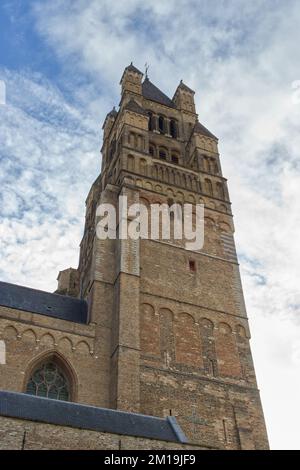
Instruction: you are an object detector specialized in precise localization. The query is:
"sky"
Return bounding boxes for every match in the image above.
[0,0,300,450]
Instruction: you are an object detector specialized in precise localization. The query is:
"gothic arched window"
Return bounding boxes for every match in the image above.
[26,361,70,401]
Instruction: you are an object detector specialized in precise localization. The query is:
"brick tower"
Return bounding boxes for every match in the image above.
[64,63,269,449]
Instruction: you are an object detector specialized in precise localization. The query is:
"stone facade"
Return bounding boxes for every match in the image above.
[0,417,204,450]
[0,63,269,450]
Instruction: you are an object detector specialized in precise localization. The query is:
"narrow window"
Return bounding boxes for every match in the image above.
[149,145,154,156]
[148,112,153,131]
[159,149,166,160]
[171,154,179,164]
[189,260,196,272]
[158,116,165,134]
[205,178,213,195]
[170,119,177,138]
[223,419,228,443]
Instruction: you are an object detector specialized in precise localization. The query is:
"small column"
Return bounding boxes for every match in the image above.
[153,114,160,134]
[165,117,171,137]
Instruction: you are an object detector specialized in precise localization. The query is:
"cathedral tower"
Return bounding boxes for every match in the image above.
[0,63,269,450]
[72,63,269,449]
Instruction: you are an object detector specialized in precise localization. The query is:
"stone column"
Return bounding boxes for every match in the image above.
[153,114,159,134]
[165,117,171,137]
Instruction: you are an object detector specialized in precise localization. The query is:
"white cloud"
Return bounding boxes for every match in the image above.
[0,69,100,290]
[1,0,300,449]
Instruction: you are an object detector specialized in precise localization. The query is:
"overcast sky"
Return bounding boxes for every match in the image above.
[0,0,300,450]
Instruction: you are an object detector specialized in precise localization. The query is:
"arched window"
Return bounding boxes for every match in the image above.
[216,182,225,199]
[158,116,165,134]
[26,361,70,401]
[148,112,154,131]
[171,154,179,164]
[149,145,155,157]
[205,178,213,196]
[203,157,210,172]
[170,119,177,138]
[159,149,167,160]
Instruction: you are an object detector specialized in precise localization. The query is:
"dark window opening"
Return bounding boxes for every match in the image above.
[170,120,177,138]
[148,112,154,131]
[158,116,165,134]
[171,154,179,164]
[159,150,166,160]
[149,145,154,156]
[189,260,196,272]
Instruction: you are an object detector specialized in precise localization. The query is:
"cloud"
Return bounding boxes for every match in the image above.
[1,0,300,449]
[0,68,100,289]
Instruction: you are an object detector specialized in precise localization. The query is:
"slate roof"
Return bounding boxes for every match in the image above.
[124,98,148,116]
[0,391,188,443]
[0,281,88,324]
[142,77,175,108]
[193,120,218,140]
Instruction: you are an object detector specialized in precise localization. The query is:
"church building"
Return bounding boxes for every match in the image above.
[0,63,269,450]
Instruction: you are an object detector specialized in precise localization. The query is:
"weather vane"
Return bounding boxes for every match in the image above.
[145,62,150,78]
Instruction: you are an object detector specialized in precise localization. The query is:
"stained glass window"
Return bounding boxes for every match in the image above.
[26,361,70,401]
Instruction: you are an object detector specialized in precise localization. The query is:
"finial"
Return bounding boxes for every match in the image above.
[145,62,150,79]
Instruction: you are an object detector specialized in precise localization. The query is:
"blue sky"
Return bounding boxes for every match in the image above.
[1,0,300,449]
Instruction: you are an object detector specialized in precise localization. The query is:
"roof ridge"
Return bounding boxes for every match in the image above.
[142,78,175,108]
[193,120,218,140]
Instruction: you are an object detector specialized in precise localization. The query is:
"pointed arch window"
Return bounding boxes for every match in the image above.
[26,361,70,401]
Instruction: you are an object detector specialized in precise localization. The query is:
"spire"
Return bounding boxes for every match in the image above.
[177,80,195,94]
[172,80,196,113]
[144,62,150,79]
[120,63,143,96]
